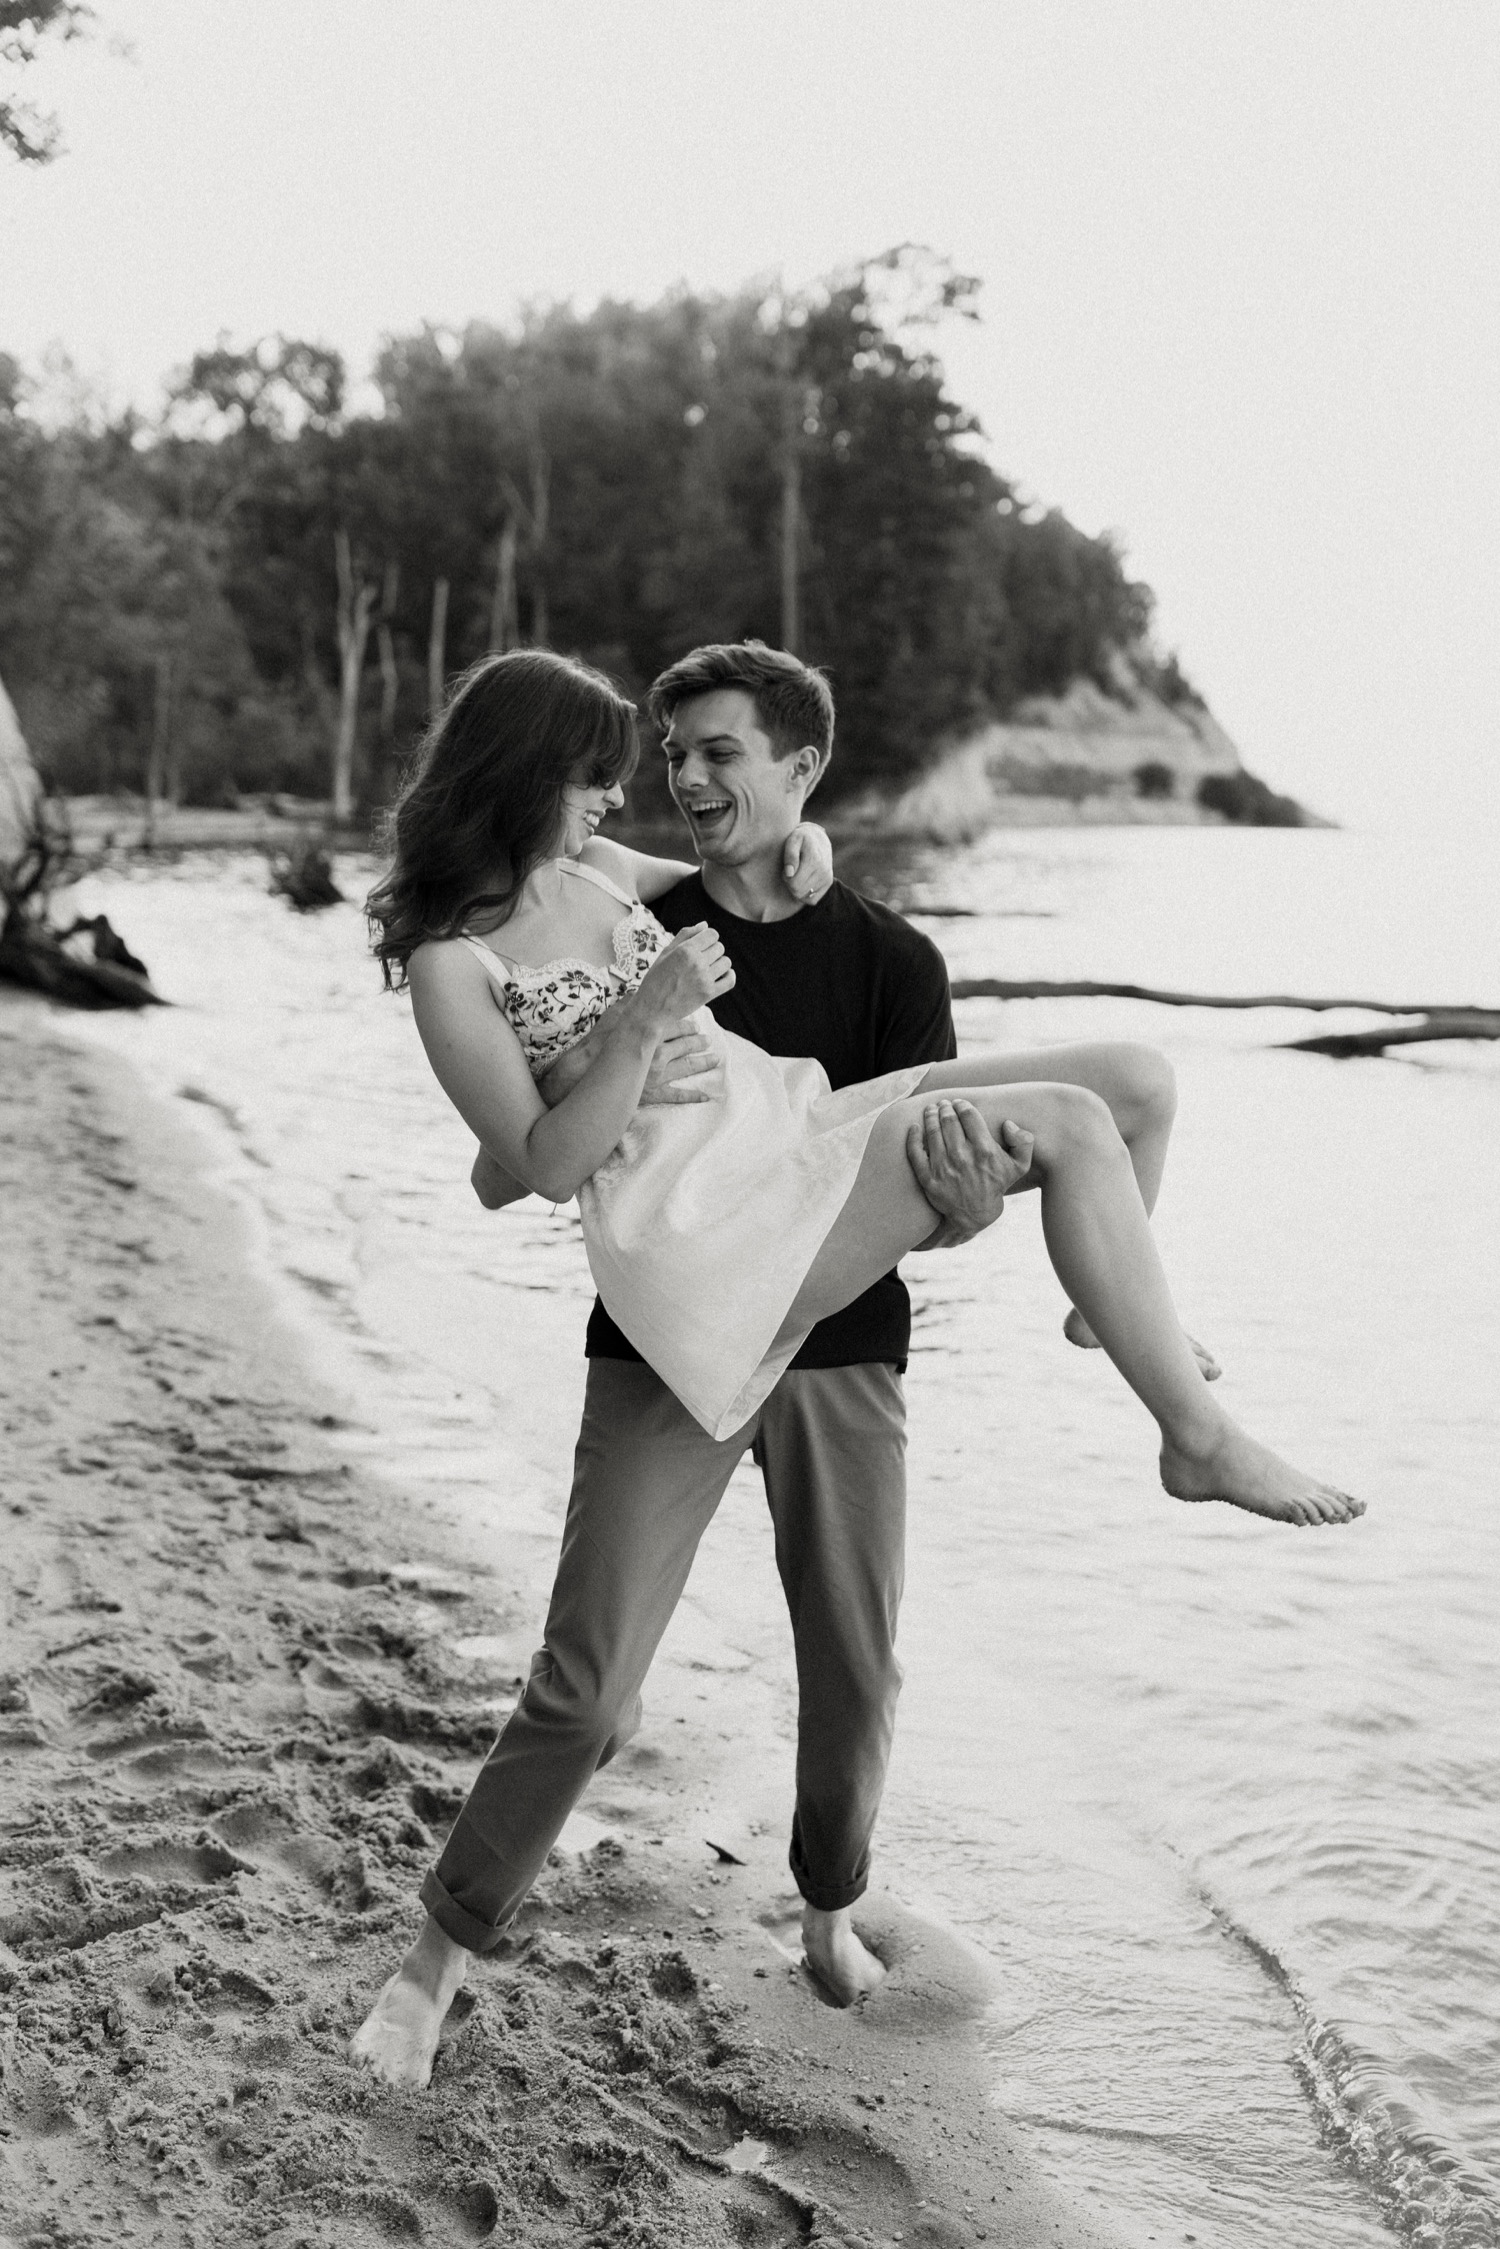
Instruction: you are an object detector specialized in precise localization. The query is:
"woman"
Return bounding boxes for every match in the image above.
[368,648,1358,1532]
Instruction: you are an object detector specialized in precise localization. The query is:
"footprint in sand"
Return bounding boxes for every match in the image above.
[210,1801,343,1891]
[97,1840,247,1888]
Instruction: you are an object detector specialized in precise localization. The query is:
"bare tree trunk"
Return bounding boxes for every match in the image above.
[144,653,173,847]
[529,450,550,646]
[779,425,802,656]
[301,618,338,739]
[166,684,185,808]
[427,576,449,715]
[333,529,377,824]
[488,516,520,653]
[377,560,400,748]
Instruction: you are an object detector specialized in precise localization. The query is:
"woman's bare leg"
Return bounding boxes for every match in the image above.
[917,1043,1219,1374]
[920,1040,1177,1206]
[785,1082,1360,1528]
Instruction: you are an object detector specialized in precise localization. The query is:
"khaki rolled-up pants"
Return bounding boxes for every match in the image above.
[421,1355,907,1952]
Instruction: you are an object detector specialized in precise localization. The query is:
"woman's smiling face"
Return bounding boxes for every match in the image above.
[555,770,625,857]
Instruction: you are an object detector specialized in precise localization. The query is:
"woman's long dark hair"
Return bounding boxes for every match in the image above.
[367,649,638,989]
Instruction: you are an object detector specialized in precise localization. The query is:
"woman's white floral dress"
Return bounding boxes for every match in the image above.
[460,855,927,1440]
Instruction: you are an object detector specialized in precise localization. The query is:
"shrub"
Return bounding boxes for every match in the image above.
[1142,650,1204,709]
[1197,771,1304,827]
[1134,759,1175,800]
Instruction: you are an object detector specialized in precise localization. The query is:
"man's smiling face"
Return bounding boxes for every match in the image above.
[662,688,810,867]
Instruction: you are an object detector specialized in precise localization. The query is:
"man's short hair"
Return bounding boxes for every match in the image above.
[647,641,835,769]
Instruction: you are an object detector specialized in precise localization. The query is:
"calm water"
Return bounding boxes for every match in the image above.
[58,826,1499,2249]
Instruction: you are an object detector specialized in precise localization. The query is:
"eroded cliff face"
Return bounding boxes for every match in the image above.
[841,663,1244,842]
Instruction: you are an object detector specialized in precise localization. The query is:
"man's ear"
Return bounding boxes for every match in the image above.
[786,744,824,800]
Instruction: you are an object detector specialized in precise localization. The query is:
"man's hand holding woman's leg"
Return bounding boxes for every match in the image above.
[906,1097,1033,1249]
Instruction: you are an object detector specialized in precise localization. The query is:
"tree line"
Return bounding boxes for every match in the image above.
[0,248,1191,825]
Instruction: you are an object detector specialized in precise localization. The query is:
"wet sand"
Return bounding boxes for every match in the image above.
[0,997,1119,2249]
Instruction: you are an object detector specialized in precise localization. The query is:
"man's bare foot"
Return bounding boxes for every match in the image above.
[349,1914,469,2089]
[1160,1420,1364,1527]
[1065,1306,1221,1380]
[802,1904,886,2006]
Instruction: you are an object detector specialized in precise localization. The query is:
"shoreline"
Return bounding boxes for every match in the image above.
[0,994,1120,2249]
[53,789,1238,866]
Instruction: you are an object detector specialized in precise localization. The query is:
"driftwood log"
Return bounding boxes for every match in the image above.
[2,778,165,1009]
[0,917,166,1009]
[948,977,1500,1059]
[1283,1013,1500,1058]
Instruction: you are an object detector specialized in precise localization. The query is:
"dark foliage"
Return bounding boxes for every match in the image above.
[0,255,1165,817]
[267,834,343,912]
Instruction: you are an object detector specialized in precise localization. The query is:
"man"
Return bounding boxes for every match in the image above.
[353,642,1017,2087]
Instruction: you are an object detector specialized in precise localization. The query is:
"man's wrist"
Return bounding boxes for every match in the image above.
[916,1212,982,1251]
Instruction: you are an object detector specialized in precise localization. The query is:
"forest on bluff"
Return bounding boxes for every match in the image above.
[0,248,1196,825]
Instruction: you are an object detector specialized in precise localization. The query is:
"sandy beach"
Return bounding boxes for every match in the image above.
[0,995,1119,2249]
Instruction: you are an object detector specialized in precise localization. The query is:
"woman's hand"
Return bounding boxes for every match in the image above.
[782,822,834,905]
[630,924,735,1029]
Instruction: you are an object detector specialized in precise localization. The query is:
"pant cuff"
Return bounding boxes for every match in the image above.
[419,1867,512,1955]
[789,1846,869,1914]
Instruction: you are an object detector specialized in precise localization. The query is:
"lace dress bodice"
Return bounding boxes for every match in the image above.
[457,857,670,1078]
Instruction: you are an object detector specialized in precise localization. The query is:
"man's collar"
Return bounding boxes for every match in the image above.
[698,858,814,925]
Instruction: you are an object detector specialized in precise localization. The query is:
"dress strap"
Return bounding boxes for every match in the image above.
[456,933,514,987]
[554,854,638,909]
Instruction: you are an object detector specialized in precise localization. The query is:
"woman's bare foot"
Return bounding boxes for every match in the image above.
[1160,1421,1364,1527]
[1065,1305,1221,1380]
[802,1904,886,2006]
[349,1914,469,2089]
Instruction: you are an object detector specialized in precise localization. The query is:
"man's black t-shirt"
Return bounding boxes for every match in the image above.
[584,875,957,1371]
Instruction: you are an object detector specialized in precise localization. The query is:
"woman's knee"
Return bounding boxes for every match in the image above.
[1114,1042,1177,1133]
[1035,1082,1130,1166]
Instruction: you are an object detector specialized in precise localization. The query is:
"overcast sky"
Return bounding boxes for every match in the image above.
[4,0,1497,834]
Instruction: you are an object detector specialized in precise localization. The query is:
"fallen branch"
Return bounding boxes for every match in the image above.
[947,976,1500,1061]
[949,976,1493,1016]
[1285,1013,1500,1058]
